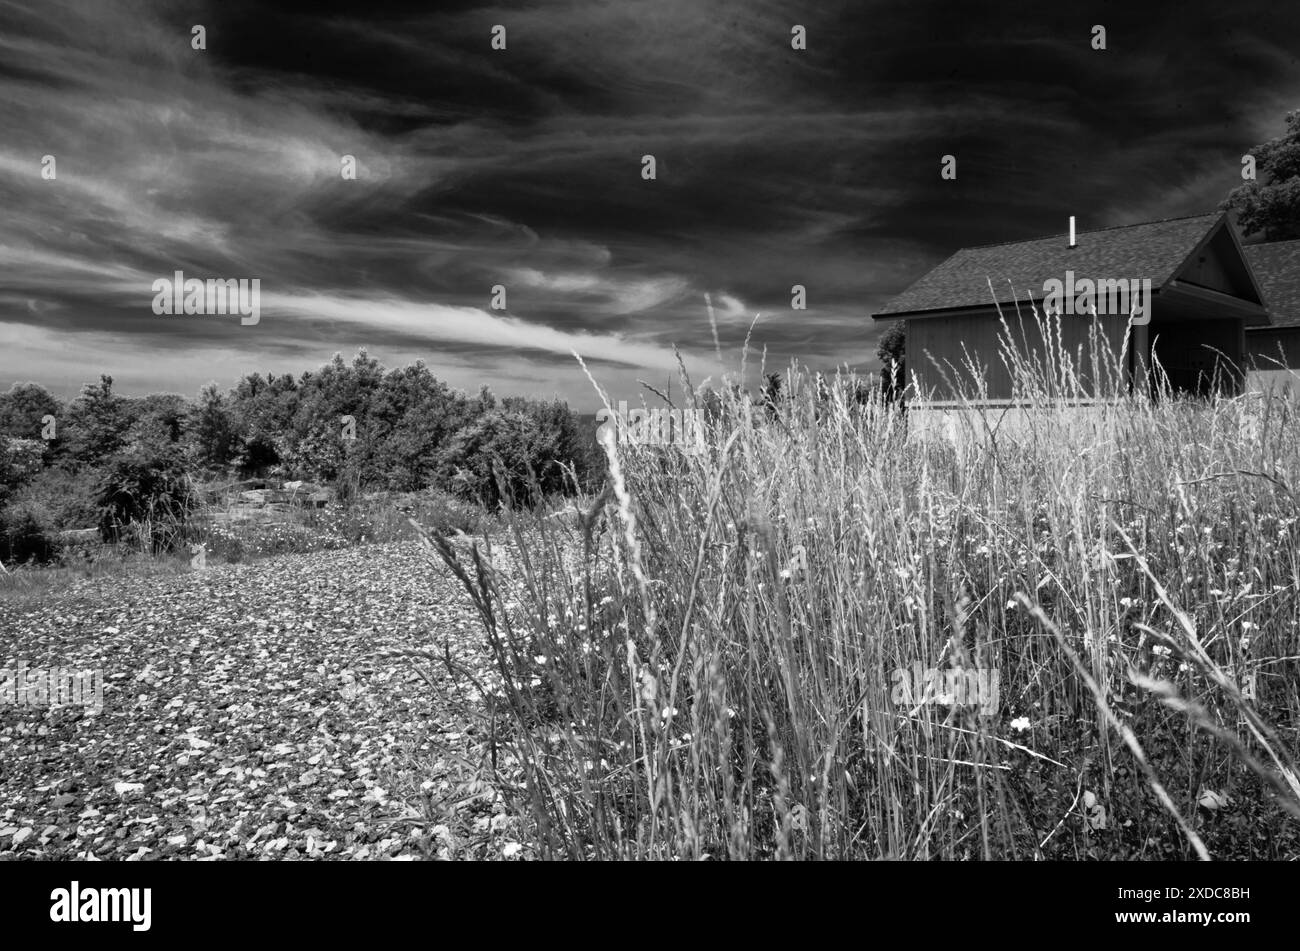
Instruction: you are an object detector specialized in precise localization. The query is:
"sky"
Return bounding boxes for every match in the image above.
[2,0,1299,410]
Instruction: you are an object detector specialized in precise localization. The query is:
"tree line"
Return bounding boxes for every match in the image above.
[0,350,605,562]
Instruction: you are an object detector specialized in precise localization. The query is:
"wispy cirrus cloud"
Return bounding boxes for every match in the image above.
[2,0,1299,407]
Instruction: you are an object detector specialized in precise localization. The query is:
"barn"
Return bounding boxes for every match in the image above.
[872,212,1300,403]
[1244,238,1300,386]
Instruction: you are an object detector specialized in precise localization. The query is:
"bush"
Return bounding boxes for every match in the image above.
[437,410,569,509]
[95,450,198,552]
[0,437,45,508]
[8,466,100,530]
[0,500,58,565]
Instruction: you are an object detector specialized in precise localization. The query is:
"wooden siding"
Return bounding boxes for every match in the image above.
[1178,227,1256,299]
[908,311,1130,401]
[1246,328,1300,370]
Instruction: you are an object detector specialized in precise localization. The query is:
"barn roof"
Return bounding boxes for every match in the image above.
[873,212,1228,317]
[1244,239,1300,329]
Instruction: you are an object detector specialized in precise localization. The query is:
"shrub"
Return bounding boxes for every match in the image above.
[7,465,100,530]
[0,437,46,508]
[438,410,569,509]
[95,450,198,552]
[0,500,58,565]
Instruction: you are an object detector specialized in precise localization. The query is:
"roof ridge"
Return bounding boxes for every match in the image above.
[1245,237,1300,251]
[958,211,1223,253]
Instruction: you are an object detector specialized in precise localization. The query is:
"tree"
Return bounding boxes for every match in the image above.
[877,322,906,402]
[1221,110,1300,241]
[0,382,61,441]
[125,394,188,456]
[288,351,384,479]
[365,362,471,490]
[230,372,298,477]
[188,384,239,471]
[64,375,127,466]
[438,410,566,509]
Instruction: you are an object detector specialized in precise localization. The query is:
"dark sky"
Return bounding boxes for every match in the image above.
[2,0,1299,409]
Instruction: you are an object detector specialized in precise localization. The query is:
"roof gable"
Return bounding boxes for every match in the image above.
[874,213,1229,317]
[1244,239,1300,328]
[1171,223,1264,303]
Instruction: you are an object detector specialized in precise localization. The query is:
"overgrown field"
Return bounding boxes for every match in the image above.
[422,344,1300,860]
[7,322,1300,861]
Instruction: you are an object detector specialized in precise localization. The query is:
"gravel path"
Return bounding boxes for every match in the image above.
[0,542,512,860]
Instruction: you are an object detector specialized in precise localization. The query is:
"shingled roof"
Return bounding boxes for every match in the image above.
[1244,239,1300,329]
[873,212,1226,317]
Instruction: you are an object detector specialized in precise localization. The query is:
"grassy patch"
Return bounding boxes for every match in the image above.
[417,321,1300,859]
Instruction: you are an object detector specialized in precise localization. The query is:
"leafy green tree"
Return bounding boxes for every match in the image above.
[1221,110,1300,241]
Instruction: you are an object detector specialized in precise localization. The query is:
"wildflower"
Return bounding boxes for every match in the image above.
[533,655,548,665]
[502,842,522,858]
[1010,716,1031,732]
[1152,645,1171,657]
[1005,599,1017,610]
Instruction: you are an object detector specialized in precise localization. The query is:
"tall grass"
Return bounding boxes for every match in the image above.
[417,309,1300,860]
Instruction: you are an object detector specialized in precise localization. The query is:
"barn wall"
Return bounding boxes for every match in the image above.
[1247,369,1300,396]
[906,403,1130,447]
[1246,328,1300,370]
[907,311,1130,401]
